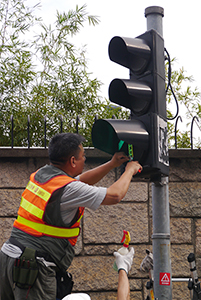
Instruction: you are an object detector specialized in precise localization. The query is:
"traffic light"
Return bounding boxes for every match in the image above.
[92,29,169,180]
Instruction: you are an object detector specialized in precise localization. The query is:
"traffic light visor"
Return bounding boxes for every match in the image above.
[92,119,149,162]
[109,36,151,74]
[109,78,152,116]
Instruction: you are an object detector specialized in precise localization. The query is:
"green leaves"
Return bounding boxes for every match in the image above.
[0,1,200,149]
[166,59,201,148]
[0,0,103,147]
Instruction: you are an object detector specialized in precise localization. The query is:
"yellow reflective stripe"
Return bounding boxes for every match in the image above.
[20,197,44,219]
[77,214,83,223]
[26,181,51,202]
[17,215,80,238]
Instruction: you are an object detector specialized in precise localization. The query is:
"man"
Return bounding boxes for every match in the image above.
[0,132,142,300]
[63,247,134,300]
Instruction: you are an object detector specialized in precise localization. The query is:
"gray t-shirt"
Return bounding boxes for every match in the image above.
[60,179,107,224]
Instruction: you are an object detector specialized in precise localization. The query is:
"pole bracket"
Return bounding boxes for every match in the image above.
[152,233,170,239]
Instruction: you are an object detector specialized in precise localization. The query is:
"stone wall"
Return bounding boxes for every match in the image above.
[0,148,201,299]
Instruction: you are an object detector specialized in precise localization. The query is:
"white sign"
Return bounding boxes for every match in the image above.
[157,116,169,166]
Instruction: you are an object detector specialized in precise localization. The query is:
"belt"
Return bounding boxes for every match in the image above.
[9,237,55,263]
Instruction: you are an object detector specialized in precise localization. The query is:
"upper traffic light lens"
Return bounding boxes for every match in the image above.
[109,78,152,116]
[109,36,151,75]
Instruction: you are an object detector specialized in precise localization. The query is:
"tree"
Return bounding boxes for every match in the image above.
[1,1,200,149]
[0,0,128,147]
[166,59,201,148]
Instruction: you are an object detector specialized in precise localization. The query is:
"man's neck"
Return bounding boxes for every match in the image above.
[50,163,75,178]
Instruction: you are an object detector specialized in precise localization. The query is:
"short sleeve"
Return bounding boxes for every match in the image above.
[60,180,107,224]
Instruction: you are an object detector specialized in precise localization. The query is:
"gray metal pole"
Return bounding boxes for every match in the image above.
[145,6,164,37]
[152,177,171,299]
[145,6,172,300]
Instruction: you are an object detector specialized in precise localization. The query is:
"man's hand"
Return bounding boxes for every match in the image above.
[110,152,129,168]
[113,247,135,274]
[125,161,142,176]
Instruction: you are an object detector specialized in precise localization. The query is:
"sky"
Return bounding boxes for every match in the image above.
[27,0,201,134]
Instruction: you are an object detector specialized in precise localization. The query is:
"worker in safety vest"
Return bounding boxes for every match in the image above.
[0,132,142,300]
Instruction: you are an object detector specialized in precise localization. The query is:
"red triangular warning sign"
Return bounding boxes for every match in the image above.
[159,272,171,285]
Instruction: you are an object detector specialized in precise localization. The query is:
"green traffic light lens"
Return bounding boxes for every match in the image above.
[92,119,119,155]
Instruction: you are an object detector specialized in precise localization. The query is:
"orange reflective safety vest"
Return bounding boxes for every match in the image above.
[13,171,84,246]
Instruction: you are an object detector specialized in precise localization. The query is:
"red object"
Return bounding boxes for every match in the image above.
[159,272,171,285]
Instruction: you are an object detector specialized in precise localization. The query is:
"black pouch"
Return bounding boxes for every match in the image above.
[13,247,39,289]
[56,270,74,299]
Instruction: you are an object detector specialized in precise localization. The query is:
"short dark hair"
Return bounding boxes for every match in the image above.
[48,133,85,164]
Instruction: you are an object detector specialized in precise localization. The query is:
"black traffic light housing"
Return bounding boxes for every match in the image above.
[108,30,166,118]
[92,29,169,180]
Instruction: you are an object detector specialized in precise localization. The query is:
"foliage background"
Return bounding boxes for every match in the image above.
[0,0,200,148]
[0,0,129,147]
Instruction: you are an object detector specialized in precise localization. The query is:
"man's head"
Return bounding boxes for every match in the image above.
[48,133,86,176]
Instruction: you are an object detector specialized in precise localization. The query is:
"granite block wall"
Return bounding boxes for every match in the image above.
[0,148,201,299]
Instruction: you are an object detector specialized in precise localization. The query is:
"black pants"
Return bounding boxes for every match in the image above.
[0,251,56,300]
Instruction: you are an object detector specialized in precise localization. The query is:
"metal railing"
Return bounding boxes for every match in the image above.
[174,115,200,149]
[10,114,81,148]
[7,114,201,149]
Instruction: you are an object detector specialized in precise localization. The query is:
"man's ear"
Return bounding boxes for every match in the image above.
[70,156,76,168]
